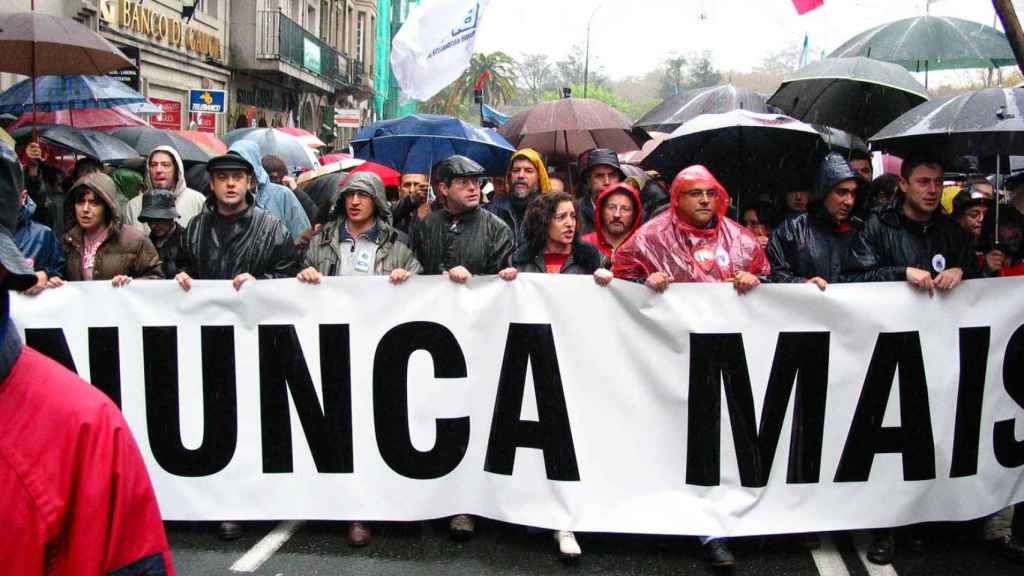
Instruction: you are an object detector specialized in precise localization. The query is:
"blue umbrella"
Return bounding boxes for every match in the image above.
[350,113,516,176]
[0,74,157,114]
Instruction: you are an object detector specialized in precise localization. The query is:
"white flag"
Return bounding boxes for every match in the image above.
[390,0,492,101]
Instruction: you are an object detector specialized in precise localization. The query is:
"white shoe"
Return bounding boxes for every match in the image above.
[554,530,581,560]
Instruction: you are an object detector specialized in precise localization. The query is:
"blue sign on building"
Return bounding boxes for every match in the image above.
[188,89,226,114]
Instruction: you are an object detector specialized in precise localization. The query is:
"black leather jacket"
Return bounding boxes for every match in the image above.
[509,240,607,274]
[484,193,534,248]
[767,209,861,283]
[842,201,979,282]
[179,197,300,280]
[411,206,513,275]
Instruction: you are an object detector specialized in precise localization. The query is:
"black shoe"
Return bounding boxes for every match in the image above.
[990,536,1024,563]
[867,532,895,565]
[703,539,736,569]
[218,521,243,541]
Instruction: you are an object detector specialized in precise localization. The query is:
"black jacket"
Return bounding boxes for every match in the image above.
[842,201,979,282]
[484,193,535,248]
[576,196,597,236]
[768,209,861,284]
[151,223,185,279]
[510,240,608,274]
[411,206,514,275]
[179,197,300,280]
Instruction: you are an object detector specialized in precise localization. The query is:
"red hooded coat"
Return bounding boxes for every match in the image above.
[612,165,770,282]
[0,346,174,575]
[581,182,644,259]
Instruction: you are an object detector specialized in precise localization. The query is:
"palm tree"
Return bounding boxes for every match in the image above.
[425,52,519,115]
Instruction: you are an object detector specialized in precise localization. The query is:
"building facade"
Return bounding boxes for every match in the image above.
[229,0,377,147]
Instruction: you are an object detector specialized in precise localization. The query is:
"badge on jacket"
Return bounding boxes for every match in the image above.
[355,249,373,273]
[932,253,946,273]
[694,247,715,272]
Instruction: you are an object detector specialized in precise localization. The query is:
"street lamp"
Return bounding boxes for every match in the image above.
[583,2,606,99]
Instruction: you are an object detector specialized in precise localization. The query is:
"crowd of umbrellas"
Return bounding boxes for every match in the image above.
[2,9,1024,220]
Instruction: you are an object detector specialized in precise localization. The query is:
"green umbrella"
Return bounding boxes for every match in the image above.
[828,15,1015,76]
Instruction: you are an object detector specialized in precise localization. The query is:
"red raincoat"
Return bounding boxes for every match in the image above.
[612,165,770,282]
[0,347,174,575]
[581,182,644,259]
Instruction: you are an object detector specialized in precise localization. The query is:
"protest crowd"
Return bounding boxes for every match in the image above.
[3,4,1024,576]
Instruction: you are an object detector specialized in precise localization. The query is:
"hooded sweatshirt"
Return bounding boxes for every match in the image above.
[612,165,770,283]
[229,141,311,242]
[581,182,644,259]
[123,146,207,233]
[485,148,551,248]
[303,172,422,276]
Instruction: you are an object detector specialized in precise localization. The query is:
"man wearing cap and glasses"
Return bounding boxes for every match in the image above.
[175,150,300,295]
[411,155,514,285]
[0,145,175,574]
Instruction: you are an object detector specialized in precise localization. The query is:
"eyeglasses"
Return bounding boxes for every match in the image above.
[685,188,719,200]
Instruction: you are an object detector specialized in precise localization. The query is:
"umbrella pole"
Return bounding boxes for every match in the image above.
[31,0,37,144]
[996,154,1002,243]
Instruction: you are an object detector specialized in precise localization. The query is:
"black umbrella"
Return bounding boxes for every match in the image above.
[109,126,211,164]
[869,88,1024,160]
[12,123,139,163]
[634,85,777,134]
[768,57,929,138]
[642,110,824,208]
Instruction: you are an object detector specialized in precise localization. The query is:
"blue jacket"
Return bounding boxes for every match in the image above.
[228,141,311,242]
[15,197,64,279]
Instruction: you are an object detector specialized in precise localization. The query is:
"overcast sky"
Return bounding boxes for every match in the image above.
[474,0,1016,79]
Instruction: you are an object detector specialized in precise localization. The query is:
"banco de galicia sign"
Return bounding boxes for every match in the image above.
[99,0,223,61]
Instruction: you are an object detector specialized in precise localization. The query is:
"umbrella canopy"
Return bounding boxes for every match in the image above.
[634,85,776,134]
[223,127,319,173]
[7,106,148,131]
[16,124,139,163]
[349,160,401,187]
[0,75,153,114]
[642,110,824,207]
[768,57,929,138]
[173,130,227,156]
[276,127,326,149]
[498,98,647,162]
[813,124,868,154]
[828,15,1016,72]
[619,131,671,165]
[320,152,352,165]
[109,126,211,163]
[0,12,132,76]
[870,88,1024,160]
[351,113,516,175]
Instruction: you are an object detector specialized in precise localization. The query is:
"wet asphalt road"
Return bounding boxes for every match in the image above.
[167,518,1022,575]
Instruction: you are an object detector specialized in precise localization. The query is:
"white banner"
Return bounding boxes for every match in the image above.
[10,276,1024,536]
[390,0,492,101]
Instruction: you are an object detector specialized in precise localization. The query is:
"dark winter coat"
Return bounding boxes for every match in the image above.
[510,240,608,274]
[151,223,185,279]
[768,210,862,283]
[842,200,979,282]
[411,206,514,275]
[179,195,300,280]
[484,193,536,248]
[576,196,597,236]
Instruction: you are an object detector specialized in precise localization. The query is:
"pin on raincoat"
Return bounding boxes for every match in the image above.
[612,165,770,282]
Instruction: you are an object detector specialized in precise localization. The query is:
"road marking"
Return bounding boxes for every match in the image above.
[854,532,900,576]
[810,535,852,576]
[229,520,304,573]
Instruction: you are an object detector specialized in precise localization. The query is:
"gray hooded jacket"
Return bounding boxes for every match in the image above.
[303,172,421,275]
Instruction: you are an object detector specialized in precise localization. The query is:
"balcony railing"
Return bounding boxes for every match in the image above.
[257,9,361,88]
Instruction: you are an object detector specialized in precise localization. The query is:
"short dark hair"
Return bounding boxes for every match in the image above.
[900,154,944,181]
[69,182,113,226]
[72,157,103,181]
[524,191,576,255]
[849,149,871,162]
[261,154,288,177]
[870,173,901,205]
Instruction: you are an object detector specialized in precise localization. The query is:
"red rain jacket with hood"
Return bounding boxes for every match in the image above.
[612,165,770,282]
[581,182,644,259]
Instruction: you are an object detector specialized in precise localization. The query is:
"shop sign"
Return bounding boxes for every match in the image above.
[334,108,362,128]
[190,112,216,133]
[303,38,322,74]
[99,0,224,61]
[150,98,182,130]
[188,89,226,114]
[109,44,141,91]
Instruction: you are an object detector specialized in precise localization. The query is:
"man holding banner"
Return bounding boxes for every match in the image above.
[613,164,770,568]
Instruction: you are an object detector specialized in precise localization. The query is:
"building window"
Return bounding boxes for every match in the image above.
[321,0,330,42]
[291,0,301,22]
[356,11,365,63]
[308,5,317,34]
[204,0,219,18]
